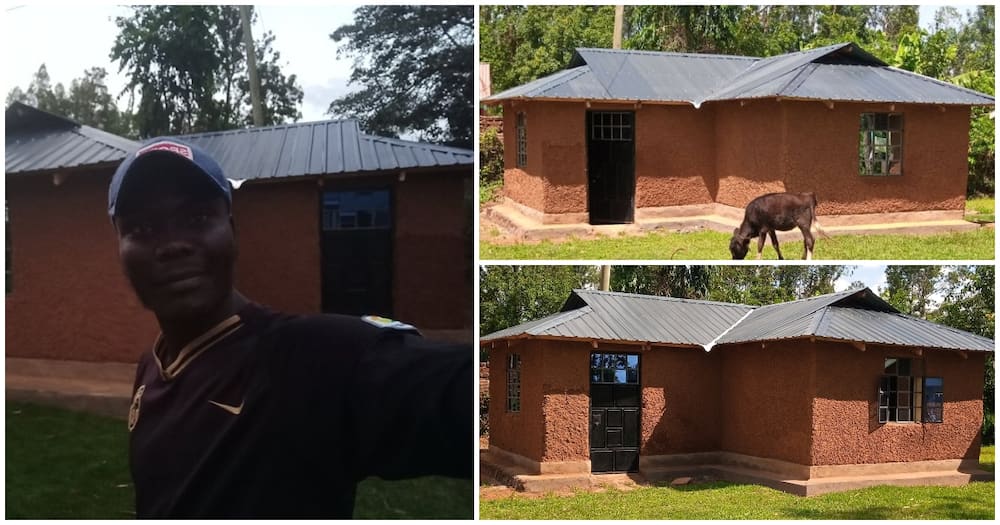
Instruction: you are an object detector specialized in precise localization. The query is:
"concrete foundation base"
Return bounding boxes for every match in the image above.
[485,200,982,243]
[480,447,995,496]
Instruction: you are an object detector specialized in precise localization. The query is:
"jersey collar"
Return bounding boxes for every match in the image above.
[152,314,244,381]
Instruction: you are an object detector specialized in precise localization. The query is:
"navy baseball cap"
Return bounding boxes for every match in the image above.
[108,137,232,218]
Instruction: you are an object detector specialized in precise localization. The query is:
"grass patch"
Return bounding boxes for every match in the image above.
[481,228,994,260]
[5,402,472,519]
[965,197,995,224]
[480,481,995,519]
[980,445,995,472]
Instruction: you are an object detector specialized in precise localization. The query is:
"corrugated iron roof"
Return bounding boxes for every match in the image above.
[178,120,473,181]
[485,42,995,107]
[481,289,753,347]
[6,102,472,180]
[5,102,139,175]
[482,288,994,353]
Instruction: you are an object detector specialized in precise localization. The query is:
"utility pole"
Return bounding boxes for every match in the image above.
[613,5,624,49]
[240,5,264,127]
[600,265,611,291]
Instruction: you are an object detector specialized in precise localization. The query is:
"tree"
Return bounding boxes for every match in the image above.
[612,266,711,299]
[705,266,847,305]
[7,64,133,137]
[881,266,943,317]
[479,265,598,338]
[480,5,614,93]
[111,5,302,137]
[329,5,473,149]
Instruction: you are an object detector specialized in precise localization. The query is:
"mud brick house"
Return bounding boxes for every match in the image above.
[480,288,994,495]
[482,43,994,231]
[6,102,473,364]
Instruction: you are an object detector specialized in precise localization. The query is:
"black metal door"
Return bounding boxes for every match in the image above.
[590,353,640,473]
[320,189,393,317]
[586,111,635,225]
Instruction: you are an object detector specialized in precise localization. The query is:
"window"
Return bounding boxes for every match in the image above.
[590,112,633,141]
[515,112,527,168]
[321,190,390,231]
[506,353,521,412]
[859,113,903,176]
[879,358,913,422]
[590,353,639,384]
[878,358,943,424]
[922,377,944,423]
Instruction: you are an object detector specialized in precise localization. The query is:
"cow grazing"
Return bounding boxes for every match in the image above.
[729,192,828,260]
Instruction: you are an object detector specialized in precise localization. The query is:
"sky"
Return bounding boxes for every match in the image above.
[1,4,360,122]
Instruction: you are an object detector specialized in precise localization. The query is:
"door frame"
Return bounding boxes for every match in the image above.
[318,184,395,316]
[589,351,641,473]
[585,110,636,225]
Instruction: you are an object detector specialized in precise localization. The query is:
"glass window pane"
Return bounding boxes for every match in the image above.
[884,358,897,374]
[614,369,627,383]
[897,359,911,376]
[897,408,911,421]
[879,408,889,423]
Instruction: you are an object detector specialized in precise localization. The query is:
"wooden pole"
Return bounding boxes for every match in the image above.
[613,6,624,49]
[240,5,264,127]
[601,265,611,291]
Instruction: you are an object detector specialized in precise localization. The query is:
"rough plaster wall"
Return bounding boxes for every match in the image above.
[540,341,591,462]
[501,101,587,214]
[538,102,588,214]
[501,103,546,211]
[233,180,321,314]
[6,171,158,362]
[714,100,788,206]
[784,102,970,215]
[393,171,472,329]
[488,343,546,462]
[635,104,717,207]
[811,342,985,464]
[719,341,815,464]
[641,347,722,455]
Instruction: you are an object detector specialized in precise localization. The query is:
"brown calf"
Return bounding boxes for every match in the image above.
[729,192,827,260]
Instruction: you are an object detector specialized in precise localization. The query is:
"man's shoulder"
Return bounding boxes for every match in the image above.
[266,312,421,351]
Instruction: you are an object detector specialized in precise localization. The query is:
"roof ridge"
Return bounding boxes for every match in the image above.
[76,125,140,153]
[528,305,593,335]
[176,118,361,139]
[576,47,758,61]
[574,288,753,308]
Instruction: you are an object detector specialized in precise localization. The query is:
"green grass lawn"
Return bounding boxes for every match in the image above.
[480,446,996,520]
[481,228,995,260]
[5,401,472,519]
[966,196,995,223]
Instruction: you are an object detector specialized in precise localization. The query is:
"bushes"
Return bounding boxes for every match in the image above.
[479,127,504,204]
[984,412,995,446]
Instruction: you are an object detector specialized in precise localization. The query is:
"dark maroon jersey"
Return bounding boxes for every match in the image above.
[127,303,472,518]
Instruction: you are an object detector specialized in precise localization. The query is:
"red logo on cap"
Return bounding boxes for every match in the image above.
[136,141,194,160]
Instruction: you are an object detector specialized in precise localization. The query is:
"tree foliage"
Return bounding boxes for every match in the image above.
[480,5,614,93]
[110,5,302,137]
[479,265,598,337]
[329,5,473,149]
[7,65,133,137]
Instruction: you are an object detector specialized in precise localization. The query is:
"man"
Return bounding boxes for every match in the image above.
[109,138,472,518]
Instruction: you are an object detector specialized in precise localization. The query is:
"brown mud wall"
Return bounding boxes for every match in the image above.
[811,341,985,464]
[488,341,546,462]
[635,105,716,207]
[641,346,722,454]
[718,340,816,465]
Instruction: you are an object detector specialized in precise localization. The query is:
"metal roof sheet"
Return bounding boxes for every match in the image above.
[485,43,994,107]
[178,120,473,181]
[6,103,472,180]
[5,103,139,175]
[481,289,753,347]
[482,288,994,353]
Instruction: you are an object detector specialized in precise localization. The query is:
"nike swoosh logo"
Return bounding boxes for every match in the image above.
[209,400,245,415]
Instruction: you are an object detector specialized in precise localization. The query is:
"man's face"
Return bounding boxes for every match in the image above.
[114,163,235,322]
